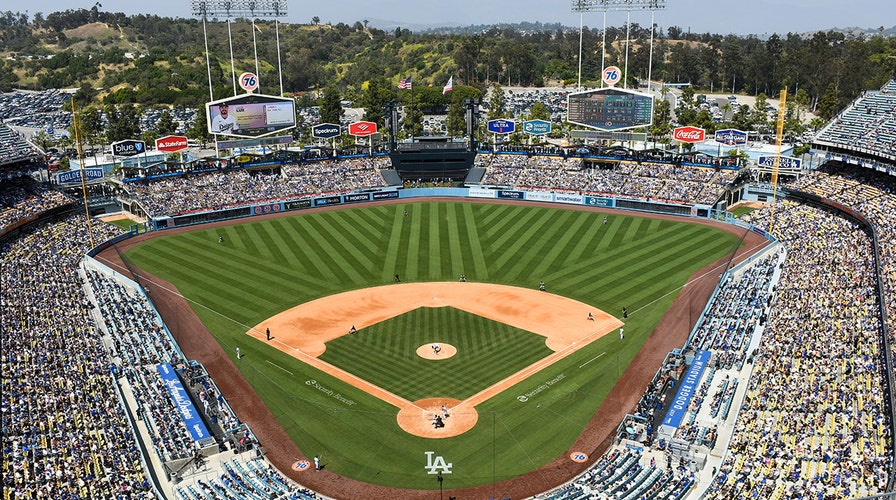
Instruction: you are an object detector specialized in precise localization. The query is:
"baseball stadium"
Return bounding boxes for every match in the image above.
[2,5,896,500]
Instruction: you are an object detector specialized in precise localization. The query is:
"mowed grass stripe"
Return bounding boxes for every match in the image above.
[530,209,586,269]
[461,203,489,280]
[230,223,262,257]
[312,214,377,273]
[324,211,381,257]
[446,203,466,275]
[559,212,603,264]
[251,221,292,264]
[559,226,719,295]
[382,207,407,281]
[298,217,363,284]
[487,208,549,271]
[406,206,423,280]
[500,209,579,283]
[427,203,443,279]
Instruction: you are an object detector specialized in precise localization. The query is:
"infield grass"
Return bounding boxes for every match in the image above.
[124,200,742,489]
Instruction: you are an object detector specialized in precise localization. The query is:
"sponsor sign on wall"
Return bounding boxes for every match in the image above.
[155,135,189,153]
[672,126,705,143]
[112,139,146,157]
[57,168,104,184]
[497,190,524,199]
[372,191,399,200]
[554,193,583,204]
[757,155,802,170]
[525,191,554,202]
[344,193,371,203]
[312,123,341,139]
[714,129,747,146]
[314,196,342,206]
[468,187,497,198]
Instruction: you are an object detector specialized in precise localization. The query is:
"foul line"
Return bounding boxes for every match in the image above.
[579,351,606,368]
[266,360,294,375]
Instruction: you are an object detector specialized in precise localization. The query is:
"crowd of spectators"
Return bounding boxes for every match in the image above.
[1,215,153,499]
[813,80,896,158]
[0,176,73,232]
[122,156,391,217]
[480,156,736,205]
[705,200,891,499]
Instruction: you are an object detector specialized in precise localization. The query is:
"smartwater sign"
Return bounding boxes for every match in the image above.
[57,168,104,184]
[157,363,212,442]
[659,349,711,438]
[487,119,515,134]
[523,120,551,135]
[112,139,145,157]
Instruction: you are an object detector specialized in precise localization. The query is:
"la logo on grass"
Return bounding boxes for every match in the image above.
[424,451,453,474]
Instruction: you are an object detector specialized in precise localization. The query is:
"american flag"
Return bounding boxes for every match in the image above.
[398,76,412,89]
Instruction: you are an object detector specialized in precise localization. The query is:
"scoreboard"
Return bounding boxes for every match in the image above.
[567,88,654,131]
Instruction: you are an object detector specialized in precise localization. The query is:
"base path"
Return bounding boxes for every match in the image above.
[248,282,622,438]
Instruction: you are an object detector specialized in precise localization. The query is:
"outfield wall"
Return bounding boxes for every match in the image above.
[149,187,726,231]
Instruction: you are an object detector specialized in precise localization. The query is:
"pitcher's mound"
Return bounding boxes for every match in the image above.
[416,343,457,360]
[396,398,478,438]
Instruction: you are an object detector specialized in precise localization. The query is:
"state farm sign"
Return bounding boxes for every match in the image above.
[348,121,377,137]
[672,126,705,143]
[155,135,189,153]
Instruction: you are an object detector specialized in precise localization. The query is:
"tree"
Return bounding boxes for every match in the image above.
[187,108,211,147]
[155,109,178,136]
[359,78,394,128]
[527,101,550,121]
[311,16,319,25]
[487,84,505,120]
[106,104,142,142]
[446,100,465,138]
[319,86,344,125]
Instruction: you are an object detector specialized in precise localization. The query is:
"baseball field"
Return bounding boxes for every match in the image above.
[121,200,743,492]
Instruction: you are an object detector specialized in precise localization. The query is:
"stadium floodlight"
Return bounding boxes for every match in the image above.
[192,0,289,102]
[571,0,665,12]
[571,0,665,92]
[191,0,288,18]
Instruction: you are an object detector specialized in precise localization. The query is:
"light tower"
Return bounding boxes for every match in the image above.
[190,0,289,99]
[571,0,666,91]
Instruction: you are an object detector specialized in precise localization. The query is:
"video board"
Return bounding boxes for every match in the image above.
[567,88,654,131]
[206,93,296,138]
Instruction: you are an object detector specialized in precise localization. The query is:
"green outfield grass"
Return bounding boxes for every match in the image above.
[124,201,741,489]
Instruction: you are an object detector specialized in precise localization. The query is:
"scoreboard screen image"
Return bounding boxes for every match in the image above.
[567,88,654,131]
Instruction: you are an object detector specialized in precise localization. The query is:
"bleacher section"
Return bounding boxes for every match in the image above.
[813,80,896,161]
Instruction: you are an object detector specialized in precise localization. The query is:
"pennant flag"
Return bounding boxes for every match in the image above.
[398,75,413,89]
[442,76,453,95]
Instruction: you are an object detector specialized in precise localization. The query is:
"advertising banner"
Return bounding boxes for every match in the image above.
[554,193,583,204]
[660,349,711,434]
[157,363,212,442]
[468,187,496,198]
[525,191,554,202]
[372,191,399,200]
[344,193,371,203]
[584,196,613,208]
[57,168,104,184]
[314,196,342,207]
[285,199,312,211]
[497,190,524,200]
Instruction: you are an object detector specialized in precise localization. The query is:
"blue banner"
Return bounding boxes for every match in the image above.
[372,191,399,200]
[497,190,524,199]
[314,196,342,207]
[58,168,104,184]
[156,363,212,442]
[584,196,613,207]
[661,349,711,430]
[344,193,371,203]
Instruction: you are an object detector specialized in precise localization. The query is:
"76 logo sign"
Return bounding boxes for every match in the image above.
[602,66,622,86]
[239,72,259,92]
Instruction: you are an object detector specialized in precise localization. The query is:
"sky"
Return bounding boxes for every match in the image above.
[21,0,894,37]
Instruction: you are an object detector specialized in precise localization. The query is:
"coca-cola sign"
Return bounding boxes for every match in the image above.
[672,126,706,143]
[155,135,189,153]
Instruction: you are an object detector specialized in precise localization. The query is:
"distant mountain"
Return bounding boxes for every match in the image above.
[366,19,568,35]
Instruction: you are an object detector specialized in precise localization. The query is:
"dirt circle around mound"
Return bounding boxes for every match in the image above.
[397,398,476,438]
[416,343,457,360]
